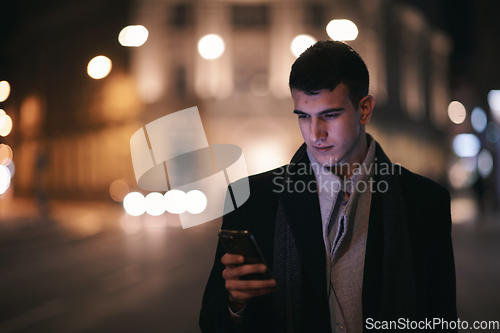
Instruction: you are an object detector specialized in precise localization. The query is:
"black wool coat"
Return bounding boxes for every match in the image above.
[200,142,457,333]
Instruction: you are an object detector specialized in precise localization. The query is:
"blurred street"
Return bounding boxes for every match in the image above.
[0,198,499,333]
[0,198,221,333]
[453,213,500,331]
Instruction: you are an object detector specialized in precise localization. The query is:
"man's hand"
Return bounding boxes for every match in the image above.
[221,253,277,313]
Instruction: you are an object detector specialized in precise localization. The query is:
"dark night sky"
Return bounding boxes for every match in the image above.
[404,0,500,107]
[402,0,475,83]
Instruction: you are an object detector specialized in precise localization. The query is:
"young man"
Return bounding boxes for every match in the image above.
[200,41,457,332]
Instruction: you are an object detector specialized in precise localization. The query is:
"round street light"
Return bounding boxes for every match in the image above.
[87,56,112,79]
[198,34,225,60]
[291,35,316,57]
[326,19,358,41]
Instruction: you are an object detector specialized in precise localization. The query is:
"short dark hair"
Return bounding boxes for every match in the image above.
[289,40,369,107]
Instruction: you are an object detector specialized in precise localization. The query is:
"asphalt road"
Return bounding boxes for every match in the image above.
[0,209,221,333]
[0,201,499,333]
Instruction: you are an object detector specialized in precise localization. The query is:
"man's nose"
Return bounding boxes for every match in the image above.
[310,117,327,143]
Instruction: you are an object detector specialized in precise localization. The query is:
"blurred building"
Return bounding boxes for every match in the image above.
[3,0,453,200]
[129,0,452,181]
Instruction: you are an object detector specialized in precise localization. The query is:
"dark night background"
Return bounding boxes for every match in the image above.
[1,1,500,332]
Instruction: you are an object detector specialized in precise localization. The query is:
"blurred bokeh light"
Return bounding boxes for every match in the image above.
[118,25,149,47]
[0,113,12,137]
[326,19,359,41]
[450,197,478,224]
[87,55,112,79]
[186,190,207,214]
[453,133,481,157]
[109,179,130,202]
[145,192,166,216]
[471,107,487,133]
[20,96,43,136]
[0,143,13,165]
[0,81,10,102]
[198,34,225,60]
[448,101,466,124]
[460,156,477,173]
[164,189,187,214]
[449,159,471,189]
[487,89,500,121]
[478,149,494,178]
[123,192,146,216]
[485,121,500,144]
[0,164,11,194]
[290,34,316,57]
[6,160,15,178]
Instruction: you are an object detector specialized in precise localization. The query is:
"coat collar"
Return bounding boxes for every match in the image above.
[279,141,417,322]
[279,143,328,302]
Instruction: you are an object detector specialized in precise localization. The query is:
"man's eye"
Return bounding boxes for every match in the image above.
[325,114,338,119]
[298,114,309,119]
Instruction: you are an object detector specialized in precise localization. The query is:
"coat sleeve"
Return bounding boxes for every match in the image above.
[199,168,282,332]
[199,193,246,333]
[425,187,458,329]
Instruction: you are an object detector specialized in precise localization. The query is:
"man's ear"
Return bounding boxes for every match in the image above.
[358,95,375,126]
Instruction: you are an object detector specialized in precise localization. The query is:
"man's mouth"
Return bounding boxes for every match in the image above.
[313,145,333,152]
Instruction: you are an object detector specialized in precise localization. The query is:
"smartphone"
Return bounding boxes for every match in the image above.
[218,229,273,280]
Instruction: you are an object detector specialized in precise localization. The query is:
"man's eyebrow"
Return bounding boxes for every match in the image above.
[293,108,344,115]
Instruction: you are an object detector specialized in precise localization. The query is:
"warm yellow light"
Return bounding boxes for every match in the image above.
[0,115,12,137]
[87,56,112,79]
[450,197,477,224]
[198,34,225,60]
[118,25,149,47]
[164,190,187,214]
[0,81,10,102]
[123,192,146,216]
[448,161,468,190]
[326,19,359,41]
[20,96,42,136]
[448,101,466,124]
[145,192,166,216]
[0,144,13,166]
[291,35,316,58]
[186,190,207,214]
[0,164,10,195]
[109,179,130,202]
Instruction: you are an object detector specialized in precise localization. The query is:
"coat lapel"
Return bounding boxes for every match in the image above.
[362,143,417,323]
[362,171,384,315]
[279,144,328,302]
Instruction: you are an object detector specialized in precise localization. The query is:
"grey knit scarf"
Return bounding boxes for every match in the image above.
[272,198,302,332]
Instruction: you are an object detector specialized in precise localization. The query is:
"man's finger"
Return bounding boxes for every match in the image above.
[223,264,267,280]
[221,253,244,266]
[225,278,276,291]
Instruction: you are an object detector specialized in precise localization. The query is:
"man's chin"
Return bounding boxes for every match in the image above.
[314,156,338,168]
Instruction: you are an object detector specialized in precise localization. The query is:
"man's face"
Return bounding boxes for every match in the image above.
[292,84,373,170]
